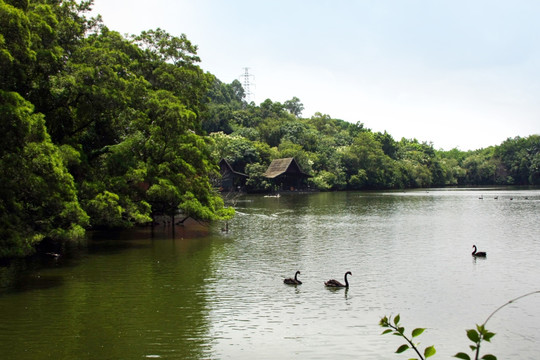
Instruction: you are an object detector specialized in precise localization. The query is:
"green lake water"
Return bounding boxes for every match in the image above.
[1,188,539,359]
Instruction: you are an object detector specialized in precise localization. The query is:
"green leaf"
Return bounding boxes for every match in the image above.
[467,329,480,342]
[381,329,392,335]
[481,355,497,360]
[483,331,496,342]
[476,324,485,333]
[412,328,425,338]
[454,352,471,360]
[424,345,436,358]
[396,344,409,353]
[394,314,401,325]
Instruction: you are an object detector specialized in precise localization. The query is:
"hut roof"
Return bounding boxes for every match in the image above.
[263,157,310,179]
[219,159,247,177]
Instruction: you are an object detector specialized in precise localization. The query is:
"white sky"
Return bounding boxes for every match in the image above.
[90,0,540,151]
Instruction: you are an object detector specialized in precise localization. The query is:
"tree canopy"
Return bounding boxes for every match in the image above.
[0,0,233,258]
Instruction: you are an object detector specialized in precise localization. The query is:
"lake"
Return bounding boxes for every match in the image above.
[0,188,539,359]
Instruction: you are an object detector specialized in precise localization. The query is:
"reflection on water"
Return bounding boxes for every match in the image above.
[0,188,539,359]
[0,224,218,360]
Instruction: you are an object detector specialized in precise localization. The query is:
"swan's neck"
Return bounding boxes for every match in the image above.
[294,272,299,281]
[344,273,349,287]
[472,246,477,254]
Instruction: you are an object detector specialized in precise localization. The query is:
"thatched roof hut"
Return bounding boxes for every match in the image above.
[263,158,310,190]
[219,159,247,192]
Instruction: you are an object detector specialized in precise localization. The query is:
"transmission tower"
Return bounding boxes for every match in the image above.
[239,67,255,103]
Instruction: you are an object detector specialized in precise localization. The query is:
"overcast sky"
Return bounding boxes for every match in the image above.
[90,0,540,151]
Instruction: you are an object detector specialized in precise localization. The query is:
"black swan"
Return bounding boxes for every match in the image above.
[325,271,351,288]
[472,245,487,257]
[284,271,302,285]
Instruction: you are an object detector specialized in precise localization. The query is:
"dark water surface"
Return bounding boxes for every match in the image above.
[0,188,539,359]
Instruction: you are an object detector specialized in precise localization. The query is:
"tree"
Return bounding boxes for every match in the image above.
[209,132,261,172]
[132,28,211,118]
[0,0,35,92]
[310,170,344,191]
[0,0,90,257]
[132,28,200,66]
[375,131,398,159]
[245,163,274,193]
[0,91,88,258]
[11,0,95,125]
[51,25,233,228]
[46,27,144,145]
[462,154,497,185]
[342,132,396,189]
[284,96,304,117]
[495,135,540,185]
[280,121,316,150]
[277,140,313,176]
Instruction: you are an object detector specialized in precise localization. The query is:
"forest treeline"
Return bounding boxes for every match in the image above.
[206,89,540,192]
[1,0,538,259]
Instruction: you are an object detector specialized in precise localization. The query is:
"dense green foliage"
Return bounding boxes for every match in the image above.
[0,0,537,258]
[0,0,233,258]
[203,79,540,190]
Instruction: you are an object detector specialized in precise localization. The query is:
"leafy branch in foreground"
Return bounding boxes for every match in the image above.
[379,314,436,359]
[380,290,540,360]
[454,323,496,360]
[454,290,540,360]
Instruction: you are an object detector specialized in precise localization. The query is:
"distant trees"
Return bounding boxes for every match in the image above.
[494,135,540,185]
[284,97,304,117]
[202,84,539,191]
